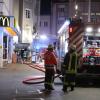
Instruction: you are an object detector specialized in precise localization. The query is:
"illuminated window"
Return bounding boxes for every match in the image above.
[96,13,100,15]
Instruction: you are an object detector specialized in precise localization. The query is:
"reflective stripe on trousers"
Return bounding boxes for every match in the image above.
[63,74,76,86]
[45,67,55,89]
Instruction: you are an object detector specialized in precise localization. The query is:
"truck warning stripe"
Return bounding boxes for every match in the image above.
[69,26,83,56]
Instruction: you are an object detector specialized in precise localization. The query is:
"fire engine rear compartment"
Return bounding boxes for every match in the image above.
[57,19,100,86]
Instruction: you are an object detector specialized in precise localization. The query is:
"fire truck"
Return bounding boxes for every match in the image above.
[58,18,100,85]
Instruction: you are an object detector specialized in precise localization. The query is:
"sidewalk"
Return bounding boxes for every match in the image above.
[0,63,99,100]
[0,63,45,100]
[0,62,63,100]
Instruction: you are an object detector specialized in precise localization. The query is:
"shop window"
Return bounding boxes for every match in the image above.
[3,36,7,59]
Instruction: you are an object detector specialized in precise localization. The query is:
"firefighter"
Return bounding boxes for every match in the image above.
[44,44,57,91]
[62,44,78,92]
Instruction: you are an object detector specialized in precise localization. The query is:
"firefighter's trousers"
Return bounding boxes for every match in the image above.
[63,73,76,90]
[44,66,55,90]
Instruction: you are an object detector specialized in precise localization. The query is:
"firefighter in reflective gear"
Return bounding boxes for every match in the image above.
[62,45,78,92]
[44,44,57,91]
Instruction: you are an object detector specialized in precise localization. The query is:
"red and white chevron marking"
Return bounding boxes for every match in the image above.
[69,26,83,55]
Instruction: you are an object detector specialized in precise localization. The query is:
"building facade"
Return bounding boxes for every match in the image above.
[57,0,100,59]
[46,0,100,37]
[0,0,37,67]
[51,0,69,36]
[52,0,99,33]
[19,0,37,44]
[37,0,100,59]
[0,0,19,67]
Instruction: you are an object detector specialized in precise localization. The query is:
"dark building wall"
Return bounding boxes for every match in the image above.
[19,0,23,32]
[77,0,100,2]
[19,0,23,42]
[52,0,69,3]
[40,0,51,15]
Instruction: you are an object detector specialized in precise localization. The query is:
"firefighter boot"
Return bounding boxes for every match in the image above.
[62,85,68,92]
[71,86,74,91]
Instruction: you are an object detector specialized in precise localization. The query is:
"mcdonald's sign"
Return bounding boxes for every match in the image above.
[0,16,10,27]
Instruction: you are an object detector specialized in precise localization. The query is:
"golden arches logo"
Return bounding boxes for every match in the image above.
[0,16,10,27]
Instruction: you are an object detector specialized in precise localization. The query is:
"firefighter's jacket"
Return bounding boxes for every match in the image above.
[63,51,78,74]
[44,51,57,66]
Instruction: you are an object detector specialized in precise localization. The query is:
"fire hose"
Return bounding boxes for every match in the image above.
[22,63,61,84]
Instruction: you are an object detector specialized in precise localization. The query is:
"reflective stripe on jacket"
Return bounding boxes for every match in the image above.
[63,52,77,74]
[45,64,55,69]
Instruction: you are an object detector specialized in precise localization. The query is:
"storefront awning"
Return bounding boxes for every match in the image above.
[5,27,16,36]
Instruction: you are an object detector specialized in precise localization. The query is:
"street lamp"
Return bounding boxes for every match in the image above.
[75,4,78,10]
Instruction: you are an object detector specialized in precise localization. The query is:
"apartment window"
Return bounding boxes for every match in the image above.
[58,12,65,17]
[58,7,65,12]
[57,18,65,25]
[82,13,88,15]
[96,13,100,15]
[44,21,48,27]
[25,9,31,19]
[91,18,97,23]
[61,8,65,12]
[58,20,62,25]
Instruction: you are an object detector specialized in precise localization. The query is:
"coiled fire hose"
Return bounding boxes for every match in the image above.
[22,63,60,84]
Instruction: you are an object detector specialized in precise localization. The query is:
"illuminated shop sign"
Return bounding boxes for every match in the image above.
[0,16,10,27]
[0,16,15,27]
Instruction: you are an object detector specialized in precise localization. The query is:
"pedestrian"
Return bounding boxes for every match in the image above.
[23,48,28,62]
[20,49,24,64]
[44,44,57,91]
[12,50,17,64]
[28,51,32,63]
[62,44,78,92]
[17,50,22,63]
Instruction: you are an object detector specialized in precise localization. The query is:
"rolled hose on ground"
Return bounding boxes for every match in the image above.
[22,76,45,84]
[22,63,60,84]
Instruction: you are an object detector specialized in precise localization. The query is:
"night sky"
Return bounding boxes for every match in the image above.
[40,0,51,15]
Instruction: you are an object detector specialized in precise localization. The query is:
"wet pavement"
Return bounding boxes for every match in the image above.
[0,63,100,100]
